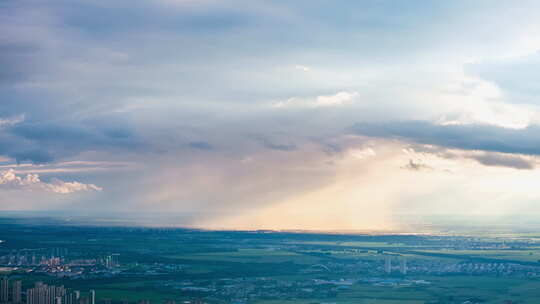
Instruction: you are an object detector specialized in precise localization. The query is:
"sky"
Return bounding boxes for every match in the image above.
[2,0,540,230]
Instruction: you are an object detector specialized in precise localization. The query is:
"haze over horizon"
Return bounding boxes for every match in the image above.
[2,0,540,231]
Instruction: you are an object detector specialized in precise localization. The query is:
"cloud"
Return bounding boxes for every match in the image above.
[253,136,297,151]
[0,169,102,194]
[402,159,432,171]
[272,91,359,108]
[263,142,296,151]
[314,91,359,107]
[350,121,540,156]
[188,141,213,150]
[11,150,55,164]
[469,153,534,170]
[0,115,24,128]
[405,144,537,170]
[0,160,134,174]
[294,65,311,72]
[466,52,540,104]
[45,179,103,194]
[3,0,540,227]
[348,147,376,159]
[0,121,143,164]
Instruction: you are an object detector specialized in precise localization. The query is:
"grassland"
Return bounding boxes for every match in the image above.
[165,248,321,264]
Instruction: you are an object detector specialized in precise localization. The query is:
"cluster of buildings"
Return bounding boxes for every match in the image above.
[0,252,119,269]
[163,277,357,302]
[384,257,407,274]
[0,278,95,304]
[102,255,119,270]
[404,260,540,276]
[0,255,61,267]
[1,277,21,304]
[0,251,122,279]
[26,282,94,304]
[301,254,540,278]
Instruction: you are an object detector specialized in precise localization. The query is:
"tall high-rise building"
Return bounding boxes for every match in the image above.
[63,290,82,304]
[26,283,66,304]
[62,293,73,304]
[0,277,9,303]
[89,290,95,304]
[400,259,407,275]
[12,280,22,303]
[384,257,392,274]
[111,254,120,268]
[104,256,112,269]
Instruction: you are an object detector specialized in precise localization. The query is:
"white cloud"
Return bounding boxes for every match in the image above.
[0,169,102,194]
[436,76,536,129]
[294,65,311,72]
[0,114,25,128]
[314,91,359,107]
[0,160,135,174]
[348,147,376,159]
[44,179,103,194]
[272,91,359,109]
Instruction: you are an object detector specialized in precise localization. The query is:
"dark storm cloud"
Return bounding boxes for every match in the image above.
[321,142,343,155]
[263,142,297,151]
[259,139,297,151]
[402,159,432,171]
[248,134,298,152]
[470,153,534,170]
[350,121,540,156]
[12,123,93,141]
[11,122,139,147]
[406,145,537,170]
[188,141,213,150]
[0,121,143,163]
[11,150,54,164]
